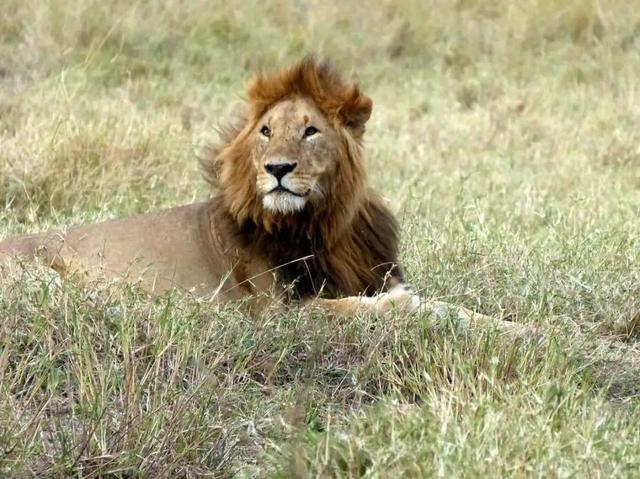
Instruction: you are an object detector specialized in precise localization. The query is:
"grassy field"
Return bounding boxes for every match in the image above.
[1,0,640,476]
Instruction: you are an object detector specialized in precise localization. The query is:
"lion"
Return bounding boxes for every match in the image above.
[0,58,512,326]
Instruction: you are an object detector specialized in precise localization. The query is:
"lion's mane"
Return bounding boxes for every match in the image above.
[201,57,404,298]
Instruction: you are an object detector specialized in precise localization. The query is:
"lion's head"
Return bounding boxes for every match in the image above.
[203,57,374,243]
[252,96,340,215]
[202,58,403,297]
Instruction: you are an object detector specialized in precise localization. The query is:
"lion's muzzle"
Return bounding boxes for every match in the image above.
[264,161,297,180]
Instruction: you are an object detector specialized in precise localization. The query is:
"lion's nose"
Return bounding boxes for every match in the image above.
[265,162,297,181]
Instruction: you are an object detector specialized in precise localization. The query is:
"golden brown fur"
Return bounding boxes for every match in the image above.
[0,58,522,327]
[201,57,405,298]
[0,58,410,313]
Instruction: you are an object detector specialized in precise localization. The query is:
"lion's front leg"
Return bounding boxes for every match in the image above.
[305,285,524,333]
[304,284,422,317]
[424,300,526,333]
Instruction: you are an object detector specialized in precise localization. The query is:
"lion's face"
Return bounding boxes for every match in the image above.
[251,97,340,214]
[205,58,373,228]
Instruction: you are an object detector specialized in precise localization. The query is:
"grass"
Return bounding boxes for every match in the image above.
[1,0,640,476]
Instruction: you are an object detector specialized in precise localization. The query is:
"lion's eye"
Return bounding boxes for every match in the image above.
[260,125,271,137]
[303,126,319,138]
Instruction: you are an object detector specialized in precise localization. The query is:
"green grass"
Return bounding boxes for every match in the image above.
[1,0,640,476]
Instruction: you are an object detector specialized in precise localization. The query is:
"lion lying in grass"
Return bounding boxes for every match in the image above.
[0,58,512,326]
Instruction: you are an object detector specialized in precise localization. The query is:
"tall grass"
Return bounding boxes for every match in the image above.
[1,0,639,476]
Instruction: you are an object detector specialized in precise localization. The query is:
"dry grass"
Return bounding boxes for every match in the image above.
[1,0,640,477]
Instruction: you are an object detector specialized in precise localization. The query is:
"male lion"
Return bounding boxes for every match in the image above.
[0,58,507,325]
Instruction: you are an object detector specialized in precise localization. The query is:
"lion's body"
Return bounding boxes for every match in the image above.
[0,58,412,315]
[0,196,409,315]
[0,203,255,298]
[0,58,520,326]
[0,190,398,299]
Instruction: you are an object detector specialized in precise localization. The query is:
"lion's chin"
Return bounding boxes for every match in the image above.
[262,192,307,214]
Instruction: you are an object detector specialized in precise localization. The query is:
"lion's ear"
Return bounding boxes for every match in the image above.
[341,93,372,136]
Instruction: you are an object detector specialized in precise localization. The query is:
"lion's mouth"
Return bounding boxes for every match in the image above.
[268,185,310,197]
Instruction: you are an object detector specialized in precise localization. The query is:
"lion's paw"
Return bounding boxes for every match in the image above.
[372,284,423,315]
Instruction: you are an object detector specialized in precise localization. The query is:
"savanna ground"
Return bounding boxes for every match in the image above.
[1,1,639,477]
